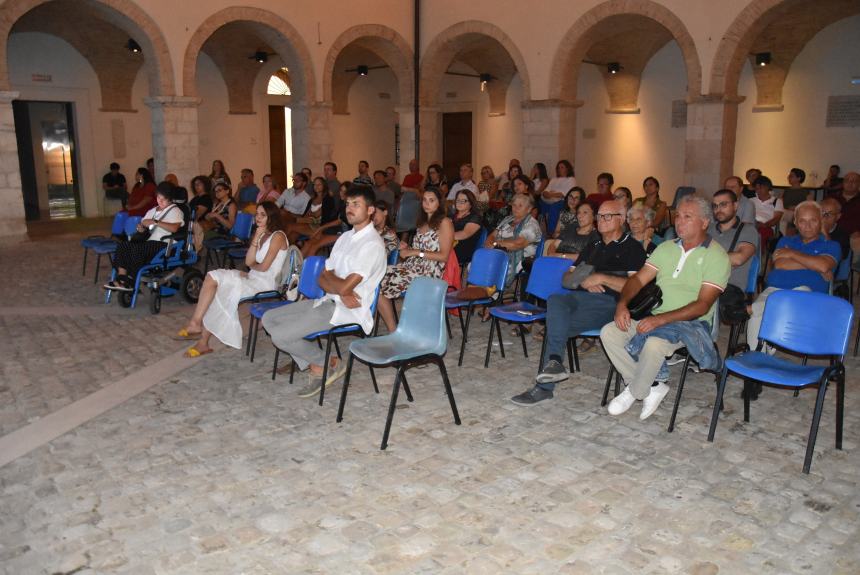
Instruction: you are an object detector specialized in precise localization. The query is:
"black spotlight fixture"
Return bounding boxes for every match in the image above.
[126,39,142,54]
[755,52,771,67]
[252,51,268,64]
[357,65,369,76]
[607,62,621,75]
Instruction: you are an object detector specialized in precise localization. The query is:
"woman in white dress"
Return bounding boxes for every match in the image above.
[176,202,289,356]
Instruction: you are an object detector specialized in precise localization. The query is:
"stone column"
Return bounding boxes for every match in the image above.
[0,91,27,243]
[395,106,440,174]
[521,99,582,172]
[145,96,201,188]
[683,96,742,195]
[291,101,332,174]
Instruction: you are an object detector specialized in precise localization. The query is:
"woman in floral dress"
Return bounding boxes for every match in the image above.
[377,188,454,332]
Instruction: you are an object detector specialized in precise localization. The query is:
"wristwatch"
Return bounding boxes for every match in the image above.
[419,251,426,259]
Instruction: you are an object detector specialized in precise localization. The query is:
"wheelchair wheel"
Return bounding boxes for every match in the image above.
[181,269,204,304]
[149,291,162,314]
[117,290,133,308]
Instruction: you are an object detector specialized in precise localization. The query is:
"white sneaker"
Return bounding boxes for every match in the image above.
[608,387,636,416]
[640,383,670,420]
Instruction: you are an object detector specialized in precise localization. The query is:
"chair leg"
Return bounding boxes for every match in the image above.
[271,348,280,380]
[319,334,335,406]
[601,365,615,407]
[93,253,102,284]
[708,366,730,442]
[668,356,692,433]
[458,304,474,367]
[401,372,414,402]
[336,353,356,423]
[82,248,88,276]
[392,300,399,324]
[743,379,751,422]
[836,372,845,450]
[249,318,260,363]
[381,366,404,450]
[572,338,581,372]
[333,337,342,360]
[445,313,453,340]
[436,357,461,425]
[245,316,255,356]
[802,375,830,474]
[289,359,296,384]
[484,316,496,368]
[537,332,548,373]
[854,317,860,357]
[496,318,506,359]
[369,366,379,393]
[566,338,575,373]
[518,324,529,358]
[614,372,621,397]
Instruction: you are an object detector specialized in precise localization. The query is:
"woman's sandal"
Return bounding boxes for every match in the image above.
[184,347,213,358]
[172,328,202,341]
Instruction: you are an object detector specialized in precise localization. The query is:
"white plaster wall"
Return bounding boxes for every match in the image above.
[575,41,687,200]
[7,32,152,217]
[734,14,860,187]
[330,68,399,178]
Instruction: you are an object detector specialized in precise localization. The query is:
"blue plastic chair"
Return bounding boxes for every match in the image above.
[830,250,853,304]
[395,191,420,234]
[203,212,254,272]
[387,248,399,266]
[89,216,142,284]
[251,255,325,363]
[444,248,509,366]
[707,290,853,473]
[539,200,565,237]
[336,277,459,450]
[484,256,572,368]
[81,212,128,277]
[238,187,259,204]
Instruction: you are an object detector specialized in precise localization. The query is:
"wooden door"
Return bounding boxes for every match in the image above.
[442,112,472,184]
[268,105,288,190]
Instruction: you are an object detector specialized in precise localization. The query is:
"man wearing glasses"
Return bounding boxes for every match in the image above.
[601,195,730,421]
[275,172,312,224]
[511,200,646,405]
[708,189,759,291]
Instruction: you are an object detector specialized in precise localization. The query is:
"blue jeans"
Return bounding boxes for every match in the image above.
[538,291,617,391]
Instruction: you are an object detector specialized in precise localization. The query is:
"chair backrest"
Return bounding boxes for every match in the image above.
[476,226,488,248]
[539,200,565,237]
[759,290,854,357]
[238,187,258,204]
[298,255,326,300]
[467,248,509,292]
[110,212,129,235]
[395,192,420,232]
[745,253,760,295]
[394,277,448,357]
[387,248,399,266]
[525,256,573,301]
[123,216,142,238]
[231,212,255,241]
[535,236,546,258]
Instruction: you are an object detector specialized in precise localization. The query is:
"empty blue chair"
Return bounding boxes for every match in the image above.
[707,290,853,474]
[539,200,565,237]
[336,277,459,450]
[395,192,420,234]
[484,256,572,368]
[445,248,509,366]
[81,211,128,277]
[89,216,142,284]
[203,212,254,272]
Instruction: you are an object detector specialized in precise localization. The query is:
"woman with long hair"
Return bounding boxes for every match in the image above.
[554,187,585,239]
[194,182,237,252]
[531,162,550,197]
[373,199,399,256]
[452,189,484,265]
[298,180,350,257]
[126,167,157,216]
[286,176,337,246]
[422,163,449,200]
[547,202,599,261]
[633,176,668,232]
[176,202,289,356]
[209,159,231,188]
[377,187,454,332]
[188,175,213,221]
[477,165,498,208]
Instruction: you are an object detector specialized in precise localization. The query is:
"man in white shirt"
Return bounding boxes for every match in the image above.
[447,163,478,200]
[263,186,386,398]
[275,173,311,223]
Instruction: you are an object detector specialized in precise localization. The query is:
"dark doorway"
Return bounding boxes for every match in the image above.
[12,100,81,220]
[268,105,289,190]
[442,112,472,183]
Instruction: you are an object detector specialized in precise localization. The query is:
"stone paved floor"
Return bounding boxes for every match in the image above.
[1,230,859,574]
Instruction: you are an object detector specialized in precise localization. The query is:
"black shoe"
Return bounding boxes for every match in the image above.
[511,385,553,406]
[740,381,763,401]
[535,359,569,384]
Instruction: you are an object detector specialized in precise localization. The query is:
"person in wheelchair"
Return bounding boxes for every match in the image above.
[104,182,184,292]
[175,201,289,357]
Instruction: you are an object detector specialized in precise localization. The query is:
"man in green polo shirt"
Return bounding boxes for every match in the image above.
[600,195,731,420]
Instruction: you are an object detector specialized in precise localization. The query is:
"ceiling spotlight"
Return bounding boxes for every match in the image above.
[607,62,621,75]
[252,51,268,64]
[479,73,492,92]
[357,65,369,76]
[126,39,142,54]
[755,52,771,67]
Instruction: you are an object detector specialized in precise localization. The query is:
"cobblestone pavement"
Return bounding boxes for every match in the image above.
[1,232,859,574]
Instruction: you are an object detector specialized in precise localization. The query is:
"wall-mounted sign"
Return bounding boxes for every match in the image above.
[826,95,860,127]
[31,74,52,83]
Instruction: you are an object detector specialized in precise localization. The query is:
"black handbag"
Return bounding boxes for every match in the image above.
[628,279,662,320]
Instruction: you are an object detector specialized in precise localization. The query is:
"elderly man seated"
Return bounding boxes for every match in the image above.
[600,195,731,420]
[511,200,647,405]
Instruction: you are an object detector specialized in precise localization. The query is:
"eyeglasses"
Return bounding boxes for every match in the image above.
[597,213,621,221]
[711,201,732,210]
[822,211,837,217]
[455,199,469,204]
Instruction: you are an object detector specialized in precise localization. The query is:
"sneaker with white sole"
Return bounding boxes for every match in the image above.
[640,382,670,420]
[608,387,636,415]
[666,352,687,366]
[534,359,569,384]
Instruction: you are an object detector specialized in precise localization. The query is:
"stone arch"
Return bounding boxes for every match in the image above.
[420,20,531,115]
[182,6,316,104]
[0,0,175,97]
[323,24,413,114]
[549,0,702,106]
[709,0,860,106]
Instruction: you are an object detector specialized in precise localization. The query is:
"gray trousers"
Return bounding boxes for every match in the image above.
[600,320,684,400]
[261,299,336,371]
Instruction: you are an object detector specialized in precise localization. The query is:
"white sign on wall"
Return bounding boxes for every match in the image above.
[826,95,860,127]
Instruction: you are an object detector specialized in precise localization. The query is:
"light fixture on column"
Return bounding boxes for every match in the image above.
[607,62,621,75]
[479,73,492,92]
[251,51,269,64]
[755,52,771,67]
[126,39,142,54]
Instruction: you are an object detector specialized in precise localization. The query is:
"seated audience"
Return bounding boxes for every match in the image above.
[323,161,340,196]
[372,170,395,208]
[255,174,281,205]
[587,172,614,209]
[451,189,483,265]
[723,176,756,224]
[499,164,523,204]
[352,160,373,187]
[547,202,598,262]
[262,186,386,398]
[512,200,646,404]
[384,166,401,200]
[554,187,585,239]
[176,202,288,357]
[423,163,449,200]
[275,173,312,223]
[829,171,860,266]
[780,167,811,235]
[236,168,260,207]
[497,158,521,191]
[447,163,478,201]
[823,164,843,194]
[484,193,542,289]
[601,195,730,420]
[627,205,658,255]
[750,175,783,254]
[613,187,633,212]
[708,188,759,290]
[633,176,669,232]
[531,163,550,199]
[477,165,498,208]
[401,158,424,194]
[743,168,762,198]
[104,183,184,291]
[544,160,576,204]
[377,188,454,332]
[126,167,157,217]
[373,200,399,256]
[209,159,231,189]
[820,197,849,259]
[188,175,213,223]
[193,182,237,252]
[288,177,339,251]
[102,162,128,208]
